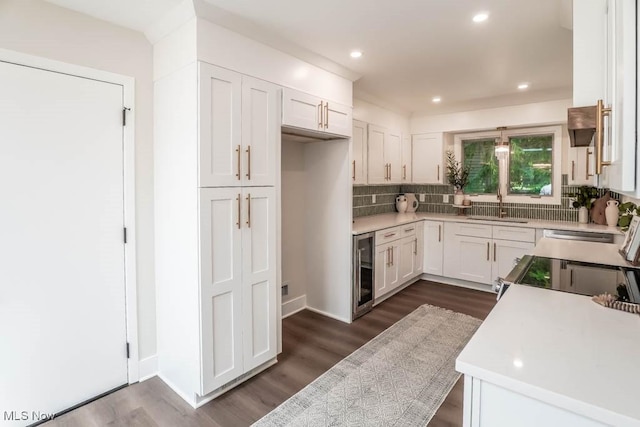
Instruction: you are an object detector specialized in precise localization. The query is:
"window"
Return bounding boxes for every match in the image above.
[455,126,562,205]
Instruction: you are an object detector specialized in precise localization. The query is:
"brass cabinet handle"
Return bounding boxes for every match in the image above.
[486,242,490,261]
[236,194,241,229]
[438,225,441,242]
[387,163,390,180]
[384,232,396,238]
[352,160,356,180]
[245,145,251,180]
[595,99,612,174]
[389,164,392,180]
[414,238,418,255]
[391,246,394,266]
[586,149,594,179]
[494,242,497,262]
[235,145,241,180]
[404,228,414,232]
[571,160,575,181]
[437,165,440,181]
[324,102,329,129]
[246,193,251,228]
[318,102,323,127]
[403,164,407,180]
[387,247,391,266]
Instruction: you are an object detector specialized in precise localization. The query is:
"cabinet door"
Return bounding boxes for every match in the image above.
[492,239,535,283]
[387,241,401,291]
[241,187,277,371]
[401,134,412,183]
[199,63,242,187]
[414,222,424,275]
[567,147,596,186]
[399,236,416,283]
[324,100,352,137]
[386,130,403,183]
[374,244,390,298]
[368,125,387,184]
[282,88,321,132]
[412,133,443,183]
[453,235,492,284]
[352,120,368,185]
[423,221,444,276]
[241,77,279,187]
[199,188,244,394]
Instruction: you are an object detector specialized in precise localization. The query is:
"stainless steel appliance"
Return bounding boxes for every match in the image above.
[353,232,374,319]
[495,255,640,303]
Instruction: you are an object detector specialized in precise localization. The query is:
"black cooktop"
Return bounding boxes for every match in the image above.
[506,255,640,303]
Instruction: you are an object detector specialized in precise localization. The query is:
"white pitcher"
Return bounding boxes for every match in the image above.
[395,195,408,213]
[605,200,619,227]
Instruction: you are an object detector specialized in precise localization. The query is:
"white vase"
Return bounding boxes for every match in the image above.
[605,200,619,227]
[395,195,408,213]
[578,206,589,224]
[453,190,464,206]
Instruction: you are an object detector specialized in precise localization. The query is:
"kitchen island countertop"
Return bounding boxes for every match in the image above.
[456,284,640,426]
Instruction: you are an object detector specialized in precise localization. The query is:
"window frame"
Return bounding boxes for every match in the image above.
[453,125,562,205]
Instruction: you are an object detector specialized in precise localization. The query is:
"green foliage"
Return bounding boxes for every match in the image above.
[618,201,640,230]
[462,140,498,194]
[445,150,470,190]
[569,186,599,209]
[508,136,553,195]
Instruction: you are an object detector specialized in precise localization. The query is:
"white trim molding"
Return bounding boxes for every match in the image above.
[0,48,140,383]
[138,355,159,382]
[282,295,307,318]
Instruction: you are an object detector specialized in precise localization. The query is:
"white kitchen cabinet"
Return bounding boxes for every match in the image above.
[444,223,535,286]
[282,87,352,138]
[401,134,412,183]
[367,124,403,184]
[199,187,277,394]
[375,240,400,299]
[352,120,368,185]
[199,63,278,187]
[567,146,596,186]
[423,220,444,276]
[414,221,424,275]
[412,133,444,184]
[399,235,416,283]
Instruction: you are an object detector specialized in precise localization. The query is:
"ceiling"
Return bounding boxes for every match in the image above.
[43,0,573,116]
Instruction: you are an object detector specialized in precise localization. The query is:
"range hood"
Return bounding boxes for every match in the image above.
[567,105,597,147]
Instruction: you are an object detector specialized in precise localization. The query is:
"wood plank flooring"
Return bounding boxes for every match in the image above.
[46,281,496,427]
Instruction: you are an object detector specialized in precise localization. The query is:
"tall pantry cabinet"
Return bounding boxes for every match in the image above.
[155,61,279,406]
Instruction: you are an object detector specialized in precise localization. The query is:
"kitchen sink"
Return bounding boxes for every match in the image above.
[467,216,529,224]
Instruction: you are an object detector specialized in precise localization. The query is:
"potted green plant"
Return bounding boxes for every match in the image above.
[446,150,470,205]
[618,201,640,230]
[569,186,599,223]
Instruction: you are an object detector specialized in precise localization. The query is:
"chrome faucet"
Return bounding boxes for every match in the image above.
[497,188,507,218]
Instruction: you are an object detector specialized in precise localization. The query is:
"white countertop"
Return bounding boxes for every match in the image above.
[352,212,624,236]
[456,285,640,426]
[533,237,635,268]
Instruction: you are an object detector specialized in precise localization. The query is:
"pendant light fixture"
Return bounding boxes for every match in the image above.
[495,126,509,155]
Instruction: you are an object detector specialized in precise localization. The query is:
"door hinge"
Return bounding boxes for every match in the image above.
[122,107,131,126]
[126,342,130,359]
[124,227,127,244]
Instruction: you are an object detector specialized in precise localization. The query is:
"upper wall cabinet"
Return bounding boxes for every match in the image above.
[352,120,368,185]
[412,133,444,184]
[282,88,352,138]
[401,134,412,183]
[199,63,279,187]
[367,124,402,184]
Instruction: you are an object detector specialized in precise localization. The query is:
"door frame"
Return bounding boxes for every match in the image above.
[0,48,141,383]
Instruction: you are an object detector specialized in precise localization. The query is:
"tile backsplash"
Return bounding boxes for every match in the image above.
[353,176,621,222]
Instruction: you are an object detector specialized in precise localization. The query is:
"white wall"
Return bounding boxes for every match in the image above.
[281,138,308,303]
[0,0,156,360]
[353,98,410,133]
[411,99,572,133]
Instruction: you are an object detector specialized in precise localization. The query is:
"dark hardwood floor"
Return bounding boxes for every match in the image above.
[46,281,496,427]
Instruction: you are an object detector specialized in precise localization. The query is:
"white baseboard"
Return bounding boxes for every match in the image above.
[157,373,197,407]
[305,306,351,324]
[420,274,494,293]
[282,294,307,318]
[138,355,158,382]
[373,277,420,306]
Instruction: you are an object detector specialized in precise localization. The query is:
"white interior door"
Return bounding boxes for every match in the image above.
[0,61,127,425]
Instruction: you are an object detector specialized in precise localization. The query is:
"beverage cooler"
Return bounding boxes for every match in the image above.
[352,232,374,319]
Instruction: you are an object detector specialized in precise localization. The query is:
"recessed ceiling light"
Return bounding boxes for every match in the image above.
[432,96,442,103]
[518,83,530,90]
[473,13,489,23]
[350,50,363,58]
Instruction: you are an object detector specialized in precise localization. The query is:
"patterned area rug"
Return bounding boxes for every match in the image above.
[253,305,482,427]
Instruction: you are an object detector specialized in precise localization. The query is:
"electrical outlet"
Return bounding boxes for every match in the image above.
[419,194,426,202]
[372,194,377,204]
[281,282,289,296]
[443,194,450,203]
